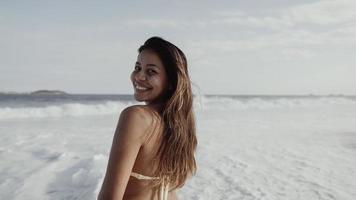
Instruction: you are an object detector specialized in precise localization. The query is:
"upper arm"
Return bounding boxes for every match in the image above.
[98,106,151,200]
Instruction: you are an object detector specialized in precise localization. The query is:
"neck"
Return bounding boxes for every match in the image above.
[146,102,165,113]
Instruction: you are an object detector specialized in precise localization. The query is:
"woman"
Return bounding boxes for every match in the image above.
[98,37,197,200]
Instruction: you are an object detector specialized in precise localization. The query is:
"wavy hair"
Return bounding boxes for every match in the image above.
[138,37,197,190]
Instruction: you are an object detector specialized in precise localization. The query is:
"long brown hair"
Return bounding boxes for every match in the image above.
[138,37,197,189]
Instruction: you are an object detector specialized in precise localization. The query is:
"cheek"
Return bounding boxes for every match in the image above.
[158,79,170,91]
[148,77,164,89]
[130,72,135,82]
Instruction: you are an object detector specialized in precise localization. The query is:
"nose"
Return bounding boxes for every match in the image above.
[135,70,146,81]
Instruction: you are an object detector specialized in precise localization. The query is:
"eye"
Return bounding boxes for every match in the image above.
[147,69,157,75]
[134,65,141,72]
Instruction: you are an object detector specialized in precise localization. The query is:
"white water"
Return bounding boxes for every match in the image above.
[0,101,129,119]
[0,96,355,199]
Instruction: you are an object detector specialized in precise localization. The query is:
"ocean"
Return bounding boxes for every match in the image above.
[0,94,355,200]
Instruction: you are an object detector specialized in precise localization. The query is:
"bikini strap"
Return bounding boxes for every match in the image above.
[130,172,159,180]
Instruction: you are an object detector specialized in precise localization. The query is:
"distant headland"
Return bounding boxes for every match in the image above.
[30,90,68,95]
[0,90,67,95]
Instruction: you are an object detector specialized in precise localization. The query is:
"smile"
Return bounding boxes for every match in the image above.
[134,82,152,91]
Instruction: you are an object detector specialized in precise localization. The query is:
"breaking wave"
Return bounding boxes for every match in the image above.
[1,96,355,119]
[0,101,130,120]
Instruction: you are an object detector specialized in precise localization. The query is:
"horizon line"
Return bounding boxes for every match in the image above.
[1,90,355,97]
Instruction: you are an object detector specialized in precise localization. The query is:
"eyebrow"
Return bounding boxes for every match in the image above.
[135,62,160,69]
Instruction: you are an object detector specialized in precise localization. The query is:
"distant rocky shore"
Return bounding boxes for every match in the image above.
[30,90,68,95]
[0,90,68,95]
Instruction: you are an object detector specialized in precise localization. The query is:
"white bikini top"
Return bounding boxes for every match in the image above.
[130,172,170,200]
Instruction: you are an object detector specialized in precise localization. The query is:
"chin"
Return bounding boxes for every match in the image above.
[134,96,144,102]
[133,94,148,102]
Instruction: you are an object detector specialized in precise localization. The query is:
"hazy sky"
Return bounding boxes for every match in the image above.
[1,0,355,95]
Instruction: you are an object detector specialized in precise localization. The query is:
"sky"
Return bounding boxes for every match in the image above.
[1,0,355,95]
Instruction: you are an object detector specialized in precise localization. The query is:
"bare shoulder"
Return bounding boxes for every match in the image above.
[119,105,161,131]
[117,105,162,144]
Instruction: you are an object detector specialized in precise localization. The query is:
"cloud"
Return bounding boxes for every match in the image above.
[185,0,356,60]
[286,0,356,25]
[120,0,356,52]
[123,19,183,29]
[210,0,356,29]
[210,15,294,30]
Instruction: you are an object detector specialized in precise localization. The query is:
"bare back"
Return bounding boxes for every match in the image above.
[123,105,177,200]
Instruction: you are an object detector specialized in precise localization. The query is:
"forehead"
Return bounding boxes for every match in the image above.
[136,49,164,68]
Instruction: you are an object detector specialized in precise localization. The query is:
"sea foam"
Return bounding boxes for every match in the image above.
[1,96,355,120]
[0,101,129,120]
[196,96,356,110]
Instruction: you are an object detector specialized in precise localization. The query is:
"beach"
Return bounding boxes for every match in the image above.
[0,94,355,200]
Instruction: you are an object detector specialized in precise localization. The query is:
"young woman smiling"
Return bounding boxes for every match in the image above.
[98,37,197,200]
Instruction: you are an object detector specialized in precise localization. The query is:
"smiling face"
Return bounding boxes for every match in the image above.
[130,49,170,106]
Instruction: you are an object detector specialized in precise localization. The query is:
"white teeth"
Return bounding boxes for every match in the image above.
[135,83,150,90]
[136,86,147,90]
